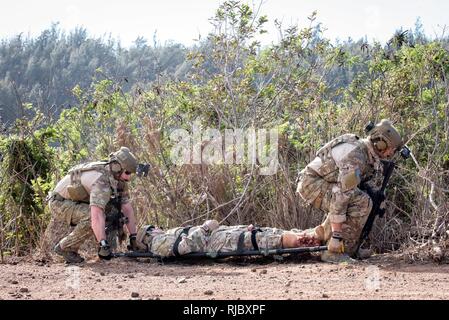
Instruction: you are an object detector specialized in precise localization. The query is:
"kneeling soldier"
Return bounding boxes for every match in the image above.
[48,147,139,263]
[296,119,403,262]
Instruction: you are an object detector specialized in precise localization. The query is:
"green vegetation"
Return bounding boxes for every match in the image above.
[0,1,448,259]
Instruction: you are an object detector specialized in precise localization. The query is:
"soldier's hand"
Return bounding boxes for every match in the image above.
[98,240,112,260]
[375,190,386,203]
[128,234,147,251]
[327,232,344,253]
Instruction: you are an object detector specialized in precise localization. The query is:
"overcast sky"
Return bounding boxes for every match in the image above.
[1,0,448,46]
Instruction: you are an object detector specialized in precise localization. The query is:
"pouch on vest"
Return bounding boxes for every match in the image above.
[66,169,89,201]
[66,162,110,202]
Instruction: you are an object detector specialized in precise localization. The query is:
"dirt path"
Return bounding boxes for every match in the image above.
[1,254,449,300]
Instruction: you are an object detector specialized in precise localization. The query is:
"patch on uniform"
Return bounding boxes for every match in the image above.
[90,174,112,209]
[340,168,361,192]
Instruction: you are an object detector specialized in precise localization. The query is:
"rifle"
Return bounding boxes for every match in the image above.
[113,245,328,259]
[105,195,128,248]
[104,163,150,248]
[354,144,411,258]
[355,159,395,257]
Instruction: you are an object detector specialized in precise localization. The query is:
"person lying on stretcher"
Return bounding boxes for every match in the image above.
[133,220,324,258]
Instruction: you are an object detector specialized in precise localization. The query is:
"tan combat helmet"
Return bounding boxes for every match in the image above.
[368,119,403,152]
[110,147,138,174]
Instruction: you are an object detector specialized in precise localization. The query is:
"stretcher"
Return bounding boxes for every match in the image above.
[113,245,328,259]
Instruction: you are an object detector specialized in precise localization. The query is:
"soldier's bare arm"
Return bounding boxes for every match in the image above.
[91,205,107,241]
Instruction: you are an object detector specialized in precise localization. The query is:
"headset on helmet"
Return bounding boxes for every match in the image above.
[365,119,403,152]
[109,147,138,174]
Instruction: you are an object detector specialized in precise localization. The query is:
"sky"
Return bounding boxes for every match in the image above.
[0,0,448,47]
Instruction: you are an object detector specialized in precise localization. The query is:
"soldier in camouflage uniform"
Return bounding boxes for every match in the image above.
[135,220,321,257]
[296,120,404,263]
[48,147,139,263]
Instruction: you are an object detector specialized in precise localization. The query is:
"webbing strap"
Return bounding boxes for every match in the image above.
[237,232,246,253]
[173,227,192,257]
[251,228,262,251]
[237,228,262,253]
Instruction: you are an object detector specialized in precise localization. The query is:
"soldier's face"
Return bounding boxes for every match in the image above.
[119,170,133,182]
[379,147,395,159]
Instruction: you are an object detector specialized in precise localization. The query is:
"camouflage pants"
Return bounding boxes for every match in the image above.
[144,226,208,257]
[138,225,284,256]
[48,198,94,251]
[309,187,372,255]
[207,226,283,253]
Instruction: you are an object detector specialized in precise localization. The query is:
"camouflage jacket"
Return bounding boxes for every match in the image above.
[296,135,380,223]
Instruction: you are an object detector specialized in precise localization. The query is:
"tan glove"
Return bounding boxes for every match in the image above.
[327,231,344,253]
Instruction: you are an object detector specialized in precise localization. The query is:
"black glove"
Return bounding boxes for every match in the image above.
[374,190,386,203]
[127,234,138,251]
[98,240,112,260]
[363,185,386,203]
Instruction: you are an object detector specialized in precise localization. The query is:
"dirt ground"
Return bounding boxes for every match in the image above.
[1,252,449,301]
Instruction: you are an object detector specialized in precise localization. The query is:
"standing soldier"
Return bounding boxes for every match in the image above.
[296,119,404,262]
[48,147,140,263]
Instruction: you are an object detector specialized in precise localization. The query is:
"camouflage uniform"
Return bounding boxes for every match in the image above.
[136,224,308,257]
[296,134,381,255]
[48,161,130,252]
[136,226,208,257]
[207,226,283,252]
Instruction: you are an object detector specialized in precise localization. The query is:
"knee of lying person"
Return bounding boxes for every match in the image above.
[176,240,193,255]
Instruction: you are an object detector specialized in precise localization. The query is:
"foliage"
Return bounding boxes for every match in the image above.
[0,1,448,259]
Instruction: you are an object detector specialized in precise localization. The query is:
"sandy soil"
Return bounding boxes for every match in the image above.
[1,253,449,300]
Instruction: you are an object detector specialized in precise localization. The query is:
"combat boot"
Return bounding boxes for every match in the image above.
[320,251,355,264]
[356,248,373,260]
[54,243,85,264]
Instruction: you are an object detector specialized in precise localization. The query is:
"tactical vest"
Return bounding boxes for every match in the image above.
[309,134,361,182]
[66,161,119,202]
[316,134,360,162]
[297,134,366,207]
